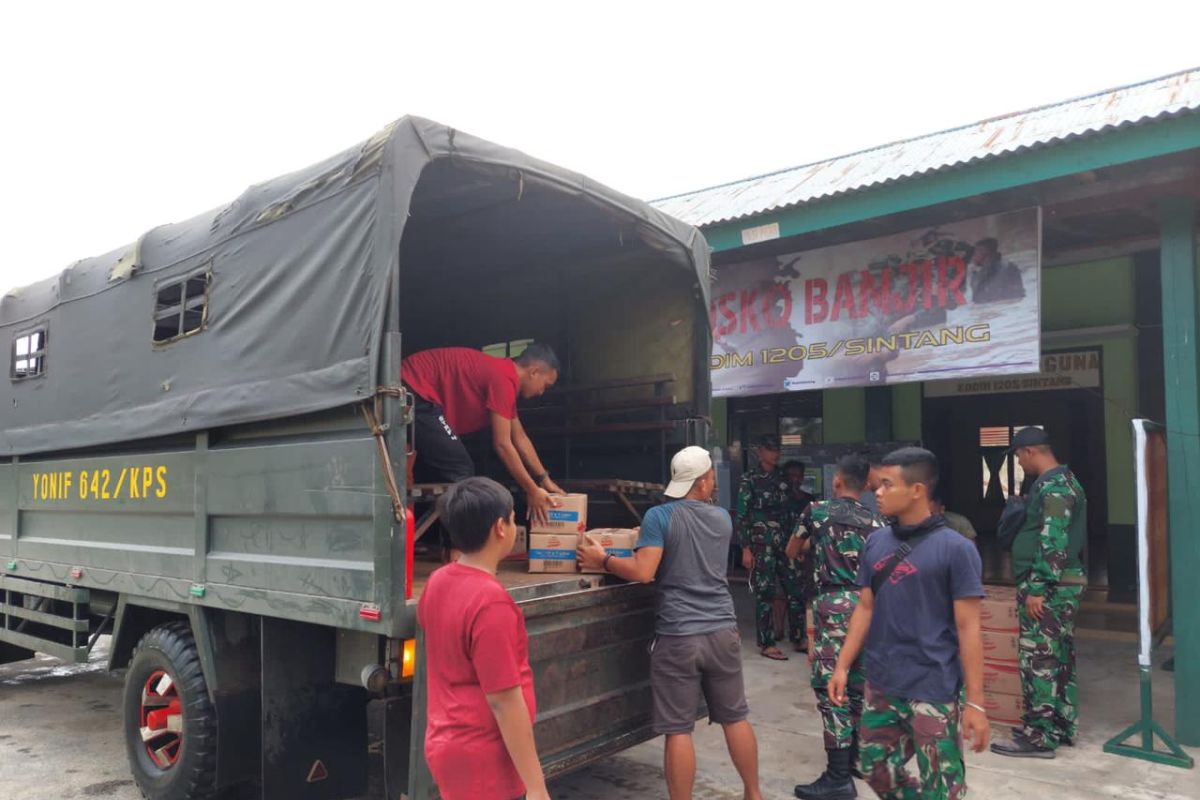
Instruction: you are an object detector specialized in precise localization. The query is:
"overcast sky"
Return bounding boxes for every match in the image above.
[2,1,1198,293]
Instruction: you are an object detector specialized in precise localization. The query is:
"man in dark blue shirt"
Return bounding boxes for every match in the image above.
[828,447,989,800]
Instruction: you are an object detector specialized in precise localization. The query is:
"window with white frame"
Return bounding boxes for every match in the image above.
[12,327,47,379]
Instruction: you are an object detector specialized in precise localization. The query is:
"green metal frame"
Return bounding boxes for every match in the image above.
[702,113,1200,253]
[1158,196,1200,746]
[1103,668,1194,768]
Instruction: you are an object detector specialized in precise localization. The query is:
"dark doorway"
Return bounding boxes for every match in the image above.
[924,384,1109,586]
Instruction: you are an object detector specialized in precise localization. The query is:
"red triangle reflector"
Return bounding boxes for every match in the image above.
[306,760,329,783]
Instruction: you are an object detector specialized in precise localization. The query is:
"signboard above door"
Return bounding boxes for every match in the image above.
[710,208,1042,396]
[924,348,1101,397]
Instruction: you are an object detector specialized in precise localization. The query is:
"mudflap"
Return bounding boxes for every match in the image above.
[261,617,368,800]
[365,694,412,800]
[201,608,263,794]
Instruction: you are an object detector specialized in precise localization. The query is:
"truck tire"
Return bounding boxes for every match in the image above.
[122,621,218,800]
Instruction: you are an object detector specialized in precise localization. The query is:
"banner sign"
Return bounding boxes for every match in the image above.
[924,348,1100,397]
[710,208,1041,396]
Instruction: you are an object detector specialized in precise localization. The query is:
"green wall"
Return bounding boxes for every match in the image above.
[1041,257,1138,526]
[711,397,728,447]
[1042,257,1136,328]
[824,388,866,443]
[891,383,923,442]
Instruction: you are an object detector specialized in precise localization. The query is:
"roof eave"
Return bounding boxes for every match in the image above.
[698,111,1200,253]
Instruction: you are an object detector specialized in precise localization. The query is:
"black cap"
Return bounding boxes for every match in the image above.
[1008,427,1050,454]
[756,434,781,450]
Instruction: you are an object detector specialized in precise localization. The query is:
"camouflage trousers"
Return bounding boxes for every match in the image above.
[859,682,967,800]
[749,538,806,648]
[810,589,864,749]
[1017,577,1083,749]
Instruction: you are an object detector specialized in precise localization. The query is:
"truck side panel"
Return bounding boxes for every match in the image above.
[1,433,397,636]
[206,438,378,601]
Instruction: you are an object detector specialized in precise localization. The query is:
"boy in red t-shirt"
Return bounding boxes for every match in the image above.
[417,477,550,800]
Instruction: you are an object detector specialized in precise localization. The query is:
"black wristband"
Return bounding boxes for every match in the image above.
[532,472,548,485]
[603,553,614,571]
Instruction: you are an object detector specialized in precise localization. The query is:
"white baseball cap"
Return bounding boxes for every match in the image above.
[663,446,714,498]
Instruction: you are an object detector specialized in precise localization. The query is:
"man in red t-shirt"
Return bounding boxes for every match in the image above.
[417,477,550,800]
[402,343,564,524]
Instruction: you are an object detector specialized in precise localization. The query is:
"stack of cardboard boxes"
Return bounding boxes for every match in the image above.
[525,493,641,574]
[980,584,1023,726]
[527,494,588,573]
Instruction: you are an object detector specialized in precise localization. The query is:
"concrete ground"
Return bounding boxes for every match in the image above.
[1,592,1196,799]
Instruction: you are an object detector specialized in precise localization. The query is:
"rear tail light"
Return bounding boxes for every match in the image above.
[401,639,416,679]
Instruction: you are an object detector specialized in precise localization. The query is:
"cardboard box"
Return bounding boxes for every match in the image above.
[981,630,1019,663]
[531,493,588,535]
[503,526,528,561]
[528,533,579,573]
[982,659,1023,696]
[985,583,1018,600]
[983,689,1024,725]
[579,529,637,573]
[980,597,1020,632]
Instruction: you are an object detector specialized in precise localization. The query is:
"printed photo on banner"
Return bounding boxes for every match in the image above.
[709,208,1042,396]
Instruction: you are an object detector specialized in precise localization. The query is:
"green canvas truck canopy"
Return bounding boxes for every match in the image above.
[1,117,709,456]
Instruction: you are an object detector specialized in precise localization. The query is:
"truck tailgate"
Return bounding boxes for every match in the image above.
[518,579,657,777]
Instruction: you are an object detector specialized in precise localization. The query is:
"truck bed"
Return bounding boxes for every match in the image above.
[410,557,605,600]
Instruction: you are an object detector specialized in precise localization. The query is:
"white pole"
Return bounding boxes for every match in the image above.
[1132,419,1152,669]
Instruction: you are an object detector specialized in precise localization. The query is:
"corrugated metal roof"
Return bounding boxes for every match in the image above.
[653,68,1200,228]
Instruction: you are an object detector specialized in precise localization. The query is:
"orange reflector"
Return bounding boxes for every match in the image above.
[401,639,416,679]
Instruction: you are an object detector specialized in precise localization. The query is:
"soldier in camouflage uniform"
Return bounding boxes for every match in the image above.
[828,447,991,800]
[786,455,884,800]
[736,434,805,659]
[992,428,1087,759]
[784,459,817,647]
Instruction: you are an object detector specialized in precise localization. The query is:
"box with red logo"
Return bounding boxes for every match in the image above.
[981,630,1019,662]
[982,659,1022,696]
[530,493,588,535]
[579,529,637,573]
[528,533,579,573]
[981,584,1020,632]
[983,689,1024,725]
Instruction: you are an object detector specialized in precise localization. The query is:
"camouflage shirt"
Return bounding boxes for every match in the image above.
[794,496,885,591]
[1011,467,1087,595]
[735,467,792,547]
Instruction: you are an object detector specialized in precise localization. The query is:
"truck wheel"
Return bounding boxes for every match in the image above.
[123,621,218,800]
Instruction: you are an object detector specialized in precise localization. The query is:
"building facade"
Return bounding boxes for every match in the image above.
[654,67,1200,743]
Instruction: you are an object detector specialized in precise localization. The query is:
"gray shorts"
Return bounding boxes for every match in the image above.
[650,626,750,734]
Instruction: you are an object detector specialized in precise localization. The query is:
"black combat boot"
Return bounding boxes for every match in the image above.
[794,748,857,799]
[848,734,864,779]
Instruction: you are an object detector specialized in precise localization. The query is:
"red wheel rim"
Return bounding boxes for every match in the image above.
[140,670,183,770]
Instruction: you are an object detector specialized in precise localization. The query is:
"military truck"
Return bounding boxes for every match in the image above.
[0,117,711,800]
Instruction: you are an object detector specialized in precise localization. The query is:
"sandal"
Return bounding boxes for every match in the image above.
[760,646,789,661]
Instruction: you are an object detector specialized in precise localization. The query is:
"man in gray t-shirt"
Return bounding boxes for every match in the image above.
[636,495,736,636]
[579,446,764,800]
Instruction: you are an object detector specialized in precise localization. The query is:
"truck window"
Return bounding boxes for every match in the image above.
[154,267,211,344]
[482,338,533,358]
[11,326,46,379]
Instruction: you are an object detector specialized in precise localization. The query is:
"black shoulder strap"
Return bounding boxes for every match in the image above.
[871,531,937,596]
